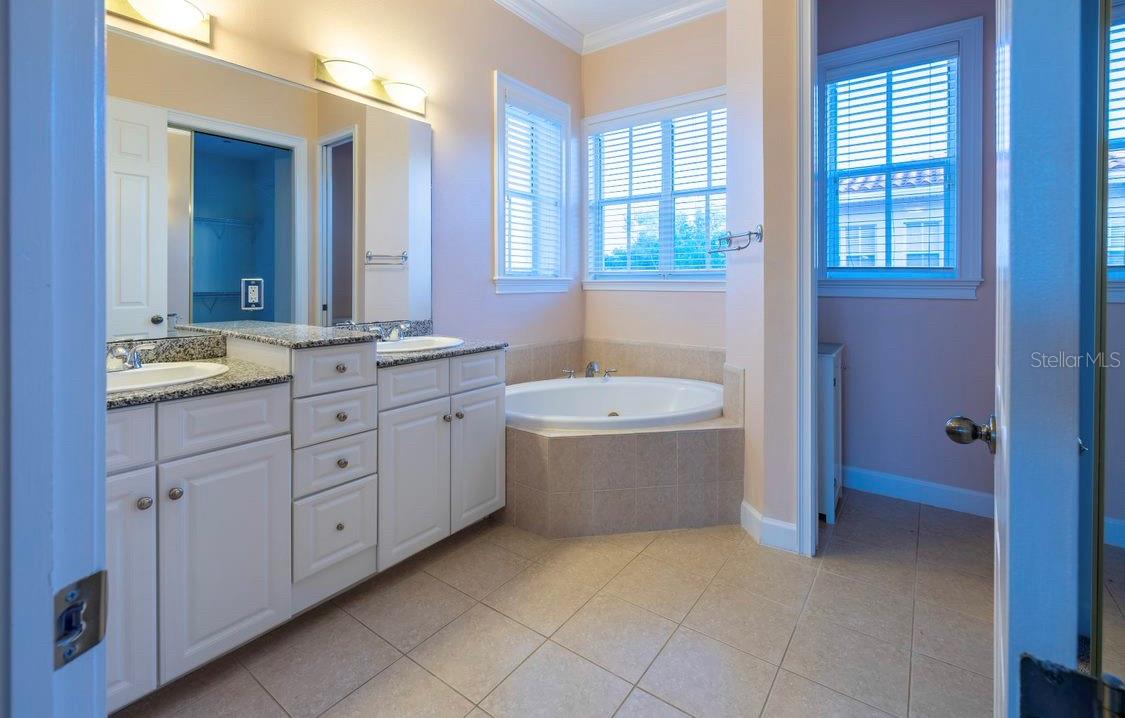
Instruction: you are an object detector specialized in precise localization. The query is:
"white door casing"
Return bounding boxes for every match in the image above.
[106,97,168,338]
[451,384,506,532]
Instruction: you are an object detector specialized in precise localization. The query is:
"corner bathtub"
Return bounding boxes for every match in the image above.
[505,376,724,431]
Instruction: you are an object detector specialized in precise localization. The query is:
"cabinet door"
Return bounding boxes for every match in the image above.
[450,384,505,532]
[106,467,158,713]
[158,435,291,683]
[377,396,451,570]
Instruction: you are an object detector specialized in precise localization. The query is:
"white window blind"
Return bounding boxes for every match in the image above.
[586,107,727,282]
[826,56,959,271]
[1107,18,1125,270]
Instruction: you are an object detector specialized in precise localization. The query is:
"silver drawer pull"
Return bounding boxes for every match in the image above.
[336,411,349,423]
[168,487,184,501]
[336,522,345,531]
[136,496,153,511]
[336,458,349,469]
[443,414,452,423]
[335,363,348,373]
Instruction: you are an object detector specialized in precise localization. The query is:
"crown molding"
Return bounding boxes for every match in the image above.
[582,0,725,54]
[493,0,584,53]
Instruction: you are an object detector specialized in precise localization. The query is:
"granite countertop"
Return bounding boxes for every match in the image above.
[376,339,509,367]
[182,321,374,349]
[107,357,291,410]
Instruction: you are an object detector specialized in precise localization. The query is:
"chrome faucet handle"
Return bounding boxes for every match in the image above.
[561,369,576,379]
[603,368,618,379]
[128,343,157,369]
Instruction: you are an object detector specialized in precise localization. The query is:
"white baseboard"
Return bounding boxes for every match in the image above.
[741,500,798,553]
[842,466,993,518]
[1106,517,1125,549]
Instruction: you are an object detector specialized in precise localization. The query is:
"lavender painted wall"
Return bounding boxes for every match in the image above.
[817,0,997,495]
[1106,305,1125,519]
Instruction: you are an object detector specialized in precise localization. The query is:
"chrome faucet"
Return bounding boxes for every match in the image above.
[386,321,411,342]
[584,361,600,378]
[108,341,155,371]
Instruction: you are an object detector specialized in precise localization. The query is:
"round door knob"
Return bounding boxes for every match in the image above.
[443,414,453,423]
[455,411,465,420]
[335,363,348,373]
[336,411,349,423]
[150,314,164,325]
[336,522,345,532]
[336,458,349,469]
[168,487,184,501]
[136,496,154,511]
[944,415,997,454]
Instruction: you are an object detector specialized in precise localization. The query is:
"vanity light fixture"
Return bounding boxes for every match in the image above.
[314,55,427,116]
[107,0,212,46]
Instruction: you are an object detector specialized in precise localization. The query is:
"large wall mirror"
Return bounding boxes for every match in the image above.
[105,30,432,339]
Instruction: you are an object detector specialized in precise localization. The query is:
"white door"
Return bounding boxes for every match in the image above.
[377,396,451,570]
[450,384,505,532]
[158,436,291,682]
[105,467,158,713]
[106,97,168,338]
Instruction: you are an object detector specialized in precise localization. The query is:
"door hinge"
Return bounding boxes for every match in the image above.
[54,570,107,669]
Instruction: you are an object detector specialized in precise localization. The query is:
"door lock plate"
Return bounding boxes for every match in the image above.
[54,570,107,669]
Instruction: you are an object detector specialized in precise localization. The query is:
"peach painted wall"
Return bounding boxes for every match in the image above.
[581,13,727,348]
[107,0,584,345]
[817,0,997,497]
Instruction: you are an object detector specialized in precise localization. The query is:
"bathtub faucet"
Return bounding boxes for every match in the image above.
[561,368,576,378]
[584,361,600,378]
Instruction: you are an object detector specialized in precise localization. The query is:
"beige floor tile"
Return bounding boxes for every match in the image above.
[112,655,246,718]
[322,657,473,718]
[238,605,400,718]
[781,615,910,718]
[639,627,778,718]
[762,669,892,718]
[410,604,543,703]
[909,654,992,718]
[918,506,993,543]
[1104,606,1125,678]
[172,664,287,718]
[424,538,531,599]
[481,641,632,718]
[602,555,710,622]
[833,510,919,550]
[840,492,919,531]
[536,537,637,588]
[913,600,992,677]
[916,531,992,579]
[336,570,476,652]
[714,541,818,610]
[804,570,914,650]
[482,523,557,560]
[603,530,668,554]
[640,528,742,578]
[915,561,993,622]
[820,536,916,595]
[483,562,598,636]
[553,594,676,682]
[683,580,800,665]
[466,710,491,718]
[614,689,690,717]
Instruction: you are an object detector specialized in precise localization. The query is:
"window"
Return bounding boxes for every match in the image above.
[1107,11,1125,299]
[818,18,983,299]
[494,72,570,294]
[584,91,727,289]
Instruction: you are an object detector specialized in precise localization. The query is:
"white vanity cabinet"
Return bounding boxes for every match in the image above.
[377,352,505,570]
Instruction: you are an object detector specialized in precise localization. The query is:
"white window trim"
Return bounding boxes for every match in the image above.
[817,17,984,300]
[493,71,572,295]
[582,87,728,292]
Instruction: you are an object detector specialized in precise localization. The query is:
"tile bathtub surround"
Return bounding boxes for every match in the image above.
[505,426,745,538]
[583,338,725,384]
[114,493,994,718]
[504,339,584,384]
[106,333,226,364]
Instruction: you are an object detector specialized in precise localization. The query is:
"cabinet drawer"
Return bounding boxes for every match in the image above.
[293,430,377,499]
[378,359,449,410]
[157,384,290,461]
[450,351,506,394]
[293,386,378,449]
[107,404,155,473]
[292,343,377,398]
[293,475,378,582]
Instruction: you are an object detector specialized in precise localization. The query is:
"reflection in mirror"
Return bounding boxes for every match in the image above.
[105,29,432,340]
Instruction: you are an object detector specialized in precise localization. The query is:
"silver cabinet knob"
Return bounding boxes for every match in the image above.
[336,458,349,469]
[336,523,345,531]
[168,487,184,501]
[443,414,453,423]
[335,363,348,373]
[336,411,349,423]
[455,411,465,419]
[136,496,154,511]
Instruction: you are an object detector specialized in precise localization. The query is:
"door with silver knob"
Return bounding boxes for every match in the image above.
[944,415,998,454]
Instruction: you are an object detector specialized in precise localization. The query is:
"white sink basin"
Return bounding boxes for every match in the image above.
[107,361,229,393]
[377,336,464,354]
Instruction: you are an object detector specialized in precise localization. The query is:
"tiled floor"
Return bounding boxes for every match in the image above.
[116,490,995,718]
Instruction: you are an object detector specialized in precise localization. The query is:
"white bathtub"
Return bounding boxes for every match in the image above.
[505,376,724,431]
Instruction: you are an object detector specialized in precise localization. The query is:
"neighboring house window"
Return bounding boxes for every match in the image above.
[494,72,570,294]
[1108,13,1125,300]
[584,90,727,290]
[819,18,983,299]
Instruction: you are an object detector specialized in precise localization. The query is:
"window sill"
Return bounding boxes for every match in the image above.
[582,280,726,293]
[818,277,981,300]
[494,276,573,294]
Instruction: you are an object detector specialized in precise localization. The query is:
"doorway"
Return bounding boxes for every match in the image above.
[319,130,357,326]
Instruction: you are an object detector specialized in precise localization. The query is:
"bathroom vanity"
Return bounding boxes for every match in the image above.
[104,324,506,713]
